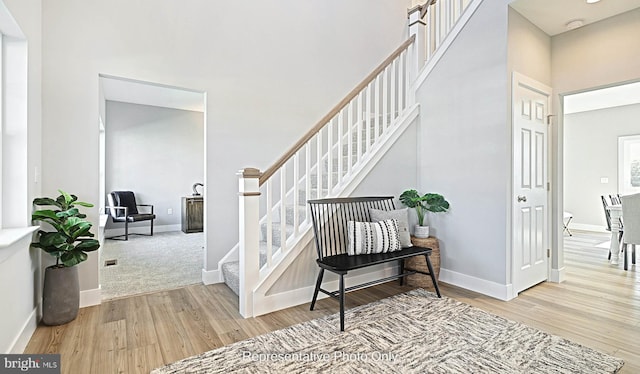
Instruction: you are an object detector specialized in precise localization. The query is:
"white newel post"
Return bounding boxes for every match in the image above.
[407,5,426,104]
[238,167,261,318]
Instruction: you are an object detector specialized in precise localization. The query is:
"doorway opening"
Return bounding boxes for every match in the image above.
[98,74,207,299]
[562,80,640,272]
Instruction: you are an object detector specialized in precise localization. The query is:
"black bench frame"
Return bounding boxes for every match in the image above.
[308,196,441,331]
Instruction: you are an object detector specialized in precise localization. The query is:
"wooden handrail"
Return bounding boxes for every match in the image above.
[259,35,416,186]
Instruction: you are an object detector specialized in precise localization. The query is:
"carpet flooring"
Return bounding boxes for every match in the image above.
[151,288,624,374]
[100,231,204,300]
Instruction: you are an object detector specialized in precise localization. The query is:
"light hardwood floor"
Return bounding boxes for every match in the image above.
[25,230,639,373]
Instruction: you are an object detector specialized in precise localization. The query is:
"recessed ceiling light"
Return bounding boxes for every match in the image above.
[586,0,601,4]
[566,19,585,30]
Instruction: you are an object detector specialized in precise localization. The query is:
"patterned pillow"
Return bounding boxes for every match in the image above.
[347,219,402,255]
[369,208,412,248]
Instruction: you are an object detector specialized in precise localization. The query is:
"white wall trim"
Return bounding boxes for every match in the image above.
[79,287,102,307]
[569,223,608,233]
[549,266,566,283]
[217,243,239,282]
[252,264,400,317]
[104,224,180,237]
[9,307,38,353]
[439,267,515,301]
[202,268,222,285]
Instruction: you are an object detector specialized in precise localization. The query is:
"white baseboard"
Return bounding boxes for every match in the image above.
[104,224,181,237]
[80,287,102,308]
[10,307,38,353]
[569,223,608,233]
[439,268,514,301]
[202,268,222,285]
[550,267,566,283]
[252,265,400,317]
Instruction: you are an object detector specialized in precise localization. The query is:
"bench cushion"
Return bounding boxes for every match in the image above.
[318,246,432,272]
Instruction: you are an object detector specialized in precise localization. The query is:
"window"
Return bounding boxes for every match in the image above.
[618,134,640,196]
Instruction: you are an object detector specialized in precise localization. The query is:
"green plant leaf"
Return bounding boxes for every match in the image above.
[60,251,87,267]
[32,210,61,221]
[73,201,94,208]
[75,239,100,252]
[33,197,63,208]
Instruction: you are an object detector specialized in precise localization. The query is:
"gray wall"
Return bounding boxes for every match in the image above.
[105,101,204,229]
[40,0,409,292]
[416,0,511,287]
[564,104,640,229]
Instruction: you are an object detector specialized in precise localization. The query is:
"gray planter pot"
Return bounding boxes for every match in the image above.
[414,225,430,238]
[42,265,79,326]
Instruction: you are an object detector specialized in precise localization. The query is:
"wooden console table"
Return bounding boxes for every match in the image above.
[405,236,440,291]
[182,196,203,233]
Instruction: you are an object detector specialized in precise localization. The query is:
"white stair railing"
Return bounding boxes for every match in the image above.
[236,0,478,318]
[411,0,473,63]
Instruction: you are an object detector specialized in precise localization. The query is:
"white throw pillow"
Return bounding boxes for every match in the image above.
[347,219,401,255]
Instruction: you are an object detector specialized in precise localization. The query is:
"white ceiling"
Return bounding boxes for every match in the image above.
[510,0,640,36]
[100,75,205,113]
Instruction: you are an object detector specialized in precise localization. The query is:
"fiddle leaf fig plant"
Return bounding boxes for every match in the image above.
[399,189,450,226]
[31,190,100,267]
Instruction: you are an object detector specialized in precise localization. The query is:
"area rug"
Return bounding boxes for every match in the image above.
[151,289,623,373]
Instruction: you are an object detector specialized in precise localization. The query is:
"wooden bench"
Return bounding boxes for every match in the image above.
[308,196,441,331]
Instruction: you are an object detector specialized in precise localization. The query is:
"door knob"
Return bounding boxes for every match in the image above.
[517,195,527,202]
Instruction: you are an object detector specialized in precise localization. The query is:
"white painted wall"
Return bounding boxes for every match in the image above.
[40,0,410,293]
[507,7,551,87]
[105,101,204,229]
[415,0,511,297]
[0,0,42,353]
[564,104,640,229]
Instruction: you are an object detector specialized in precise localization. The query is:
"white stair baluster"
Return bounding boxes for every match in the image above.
[374,75,380,143]
[366,83,372,151]
[337,110,344,185]
[280,167,287,252]
[305,142,311,223]
[327,120,333,192]
[316,130,323,199]
[383,66,389,131]
[347,101,353,174]
[357,92,363,163]
[266,179,273,268]
[391,60,397,121]
[293,153,299,235]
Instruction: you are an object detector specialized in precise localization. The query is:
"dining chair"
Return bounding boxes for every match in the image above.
[601,195,623,260]
[620,193,639,271]
[610,194,622,206]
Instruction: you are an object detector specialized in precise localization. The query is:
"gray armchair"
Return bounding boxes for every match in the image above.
[107,191,156,240]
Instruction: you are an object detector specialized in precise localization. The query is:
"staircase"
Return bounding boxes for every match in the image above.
[221,0,481,318]
[221,114,397,295]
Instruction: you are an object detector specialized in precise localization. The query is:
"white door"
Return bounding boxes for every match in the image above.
[513,73,551,294]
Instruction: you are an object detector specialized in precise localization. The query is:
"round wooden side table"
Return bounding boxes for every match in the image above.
[405,236,440,291]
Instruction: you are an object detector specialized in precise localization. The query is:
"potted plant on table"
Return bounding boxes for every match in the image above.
[31,190,100,325]
[399,189,450,238]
